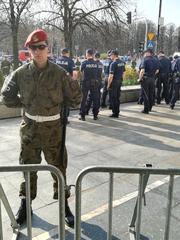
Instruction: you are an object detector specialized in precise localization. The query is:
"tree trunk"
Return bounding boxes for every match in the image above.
[64,29,73,56]
[12,27,19,70]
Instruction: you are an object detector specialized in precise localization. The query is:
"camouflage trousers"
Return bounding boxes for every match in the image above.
[19,118,68,200]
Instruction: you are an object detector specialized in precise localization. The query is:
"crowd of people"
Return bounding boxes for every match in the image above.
[54,47,180,118]
[55,48,126,120]
[1,45,180,118]
[138,49,180,113]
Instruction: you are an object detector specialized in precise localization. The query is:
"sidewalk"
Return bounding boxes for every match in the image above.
[0,101,180,239]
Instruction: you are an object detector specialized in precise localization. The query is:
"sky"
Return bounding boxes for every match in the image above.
[132,0,180,27]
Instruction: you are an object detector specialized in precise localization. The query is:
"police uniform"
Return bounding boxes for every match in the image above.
[109,57,125,117]
[56,53,75,76]
[169,56,179,100]
[140,53,159,113]
[86,56,103,114]
[157,54,171,104]
[137,61,145,104]
[170,57,180,109]
[56,49,75,121]
[80,53,99,120]
[101,56,112,107]
[1,29,81,227]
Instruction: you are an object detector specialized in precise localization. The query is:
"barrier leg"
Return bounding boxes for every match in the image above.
[129,164,152,240]
[0,184,18,230]
[0,184,19,240]
[75,177,82,240]
[108,172,114,240]
[136,174,144,240]
[58,175,65,240]
[0,200,3,240]
[25,172,32,240]
[129,173,150,229]
[164,175,174,240]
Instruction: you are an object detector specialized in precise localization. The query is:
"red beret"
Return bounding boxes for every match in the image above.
[24,29,48,47]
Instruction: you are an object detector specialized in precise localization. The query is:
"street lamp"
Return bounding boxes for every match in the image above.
[157,0,163,51]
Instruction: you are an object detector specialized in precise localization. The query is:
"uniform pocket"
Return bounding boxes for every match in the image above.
[20,121,35,145]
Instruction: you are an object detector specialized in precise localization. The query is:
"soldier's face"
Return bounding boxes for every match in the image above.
[28,41,48,65]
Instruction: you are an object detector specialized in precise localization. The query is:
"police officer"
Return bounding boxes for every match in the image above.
[170,55,180,109]
[169,56,176,100]
[101,50,112,108]
[137,60,145,105]
[1,56,11,76]
[56,48,75,76]
[156,51,171,104]
[1,29,81,227]
[107,49,125,117]
[56,48,75,123]
[85,52,103,115]
[79,49,99,121]
[139,49,159,114]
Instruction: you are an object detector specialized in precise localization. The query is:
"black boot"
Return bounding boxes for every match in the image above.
[65,199,74,228]
[79,115,85,121]
[15,199,33,225]
[93,115,98,120]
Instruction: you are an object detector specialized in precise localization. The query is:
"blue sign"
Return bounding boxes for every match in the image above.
[147,41,154,49]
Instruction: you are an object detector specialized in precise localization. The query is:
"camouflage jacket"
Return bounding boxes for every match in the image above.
[1,60,81,116]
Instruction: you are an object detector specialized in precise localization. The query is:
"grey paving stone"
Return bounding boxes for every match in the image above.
[0,101,180,239]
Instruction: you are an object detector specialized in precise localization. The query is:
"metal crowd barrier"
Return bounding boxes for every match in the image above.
[0,164,65,240]
[75,166,180,240]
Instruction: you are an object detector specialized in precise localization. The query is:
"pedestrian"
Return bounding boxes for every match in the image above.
[170,55,180,109]
[1,56,11,76]
[101,50,112,108]
[1,29,81,227]
[79,49,99,121]
[139,49,159,114]
[107,49,126,118]
[156,51,171,104]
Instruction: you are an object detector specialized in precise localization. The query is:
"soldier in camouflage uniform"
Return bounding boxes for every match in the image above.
[1,29,81,227]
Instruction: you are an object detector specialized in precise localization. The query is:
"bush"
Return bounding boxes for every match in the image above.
[123,66,139,86]
[100,53,108,60]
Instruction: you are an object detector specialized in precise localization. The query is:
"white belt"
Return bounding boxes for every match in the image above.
[25,112,60,122]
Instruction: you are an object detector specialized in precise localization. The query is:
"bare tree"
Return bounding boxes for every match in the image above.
[36,0,128,54]
[166,24,175,55]
[0,0,35,69]
[177,27,180,51]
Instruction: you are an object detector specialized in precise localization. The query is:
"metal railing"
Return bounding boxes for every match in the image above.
[75,166,180,240]
[0,183,19,240]
[0,164,65,240]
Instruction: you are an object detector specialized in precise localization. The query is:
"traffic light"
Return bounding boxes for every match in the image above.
[127,12,132,24]
[138,42,144,53]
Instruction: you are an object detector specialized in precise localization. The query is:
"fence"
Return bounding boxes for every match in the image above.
[75,166,180,240]
[1,165,180,240]
[0,164,65,240]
